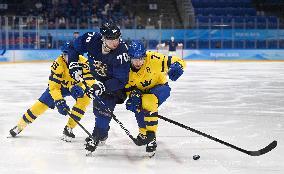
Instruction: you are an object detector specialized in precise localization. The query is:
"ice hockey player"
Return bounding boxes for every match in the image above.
[9,42,94,142]
[125,40,185,157]
[67,21,130,154]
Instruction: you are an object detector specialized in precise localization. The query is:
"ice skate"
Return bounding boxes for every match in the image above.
[8,126,22,138]
[61,125,75,142]
[146,138,157,158]
[85,137,99,156]
[97,136,108,146]
[136,133,148,146]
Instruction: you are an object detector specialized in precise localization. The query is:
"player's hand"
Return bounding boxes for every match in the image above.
[168,62,183,81]
[70,85,84,99]
[86,81,106,98]
[55,99,70,116]
[69,62,83,81]
[126,89,142,113]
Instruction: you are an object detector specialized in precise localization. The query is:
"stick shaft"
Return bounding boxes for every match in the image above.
[158,114,276,156]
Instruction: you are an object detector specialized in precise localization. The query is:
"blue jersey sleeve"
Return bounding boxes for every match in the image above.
[68,32,100,63]
[104,43,130,92]
[68,32,101,79]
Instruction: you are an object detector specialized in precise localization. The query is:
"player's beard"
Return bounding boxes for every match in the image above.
[101,37,119,54]
[131,59,144,71]
[102,41,112,54]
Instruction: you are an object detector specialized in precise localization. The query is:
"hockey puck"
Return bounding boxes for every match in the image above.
[193,155,200,160]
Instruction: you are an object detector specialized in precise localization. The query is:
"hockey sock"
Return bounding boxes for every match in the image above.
[17,100,49,130]
[66,96,90,129]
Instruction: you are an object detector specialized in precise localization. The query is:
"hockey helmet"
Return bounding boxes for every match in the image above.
[100,21,121,40]
[61,42,70,53]
[128,41,146,59]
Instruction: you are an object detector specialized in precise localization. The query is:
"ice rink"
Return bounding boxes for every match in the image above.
[0,61,283,174]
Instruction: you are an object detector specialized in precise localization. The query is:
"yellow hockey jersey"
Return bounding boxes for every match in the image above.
[48,55,95,101]
[125,51,186,92]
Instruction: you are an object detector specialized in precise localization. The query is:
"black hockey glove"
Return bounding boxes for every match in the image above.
[86,81,106,98]
[69,62,83,82]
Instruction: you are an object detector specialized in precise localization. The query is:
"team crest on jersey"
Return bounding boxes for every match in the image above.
[93,60,107,77]
[140,79,152,87]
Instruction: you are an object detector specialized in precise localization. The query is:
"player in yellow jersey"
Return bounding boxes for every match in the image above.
[8,42,100,142]
[125,40,185,156]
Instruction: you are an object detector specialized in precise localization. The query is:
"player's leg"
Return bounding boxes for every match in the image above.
[134,111,147,145]
[62,94,91,142]
[9,88,54,137]
[143,84,171,133]
[85,95,116,153]
[142,84,171,155]
[93,96,116,143]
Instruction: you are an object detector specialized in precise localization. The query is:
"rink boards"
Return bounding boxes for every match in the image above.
[1,49,284,62]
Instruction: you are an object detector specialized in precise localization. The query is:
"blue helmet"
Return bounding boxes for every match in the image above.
[61,42,70,53]
[100,21,121,40]
[128,41,146,59]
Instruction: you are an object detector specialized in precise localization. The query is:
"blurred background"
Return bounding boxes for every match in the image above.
[0,0,284,60]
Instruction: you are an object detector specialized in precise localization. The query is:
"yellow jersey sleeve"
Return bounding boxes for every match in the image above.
[145,51,185,73]
[154,52,185,72]
[48,56,65,101]
[167,55,186,70]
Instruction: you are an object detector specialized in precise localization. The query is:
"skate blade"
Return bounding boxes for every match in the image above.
[98,140,106,146]
[7,132,17,138]
[147,151,156,158]
[85,151,94,157]
[7,135,16,138]
[61,135,72,142]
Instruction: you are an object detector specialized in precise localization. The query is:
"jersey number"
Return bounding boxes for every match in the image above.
[117,53,129,64]
[51,62,59,70]
[86,32,95,43]
[151,55,160,59]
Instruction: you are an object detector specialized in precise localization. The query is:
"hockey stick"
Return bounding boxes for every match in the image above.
[79,79,138,145]
[157,115,277,156]
[65,109,98,145]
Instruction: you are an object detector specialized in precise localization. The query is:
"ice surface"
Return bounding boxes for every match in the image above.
[0,62,283,174]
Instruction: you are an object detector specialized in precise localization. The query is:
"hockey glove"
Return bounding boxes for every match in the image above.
[69,62,83,82]
[126,89,142,113]
[70,85,84,99]
[55,99,70,116]
[168,62,184,81]
[86,81,106,98]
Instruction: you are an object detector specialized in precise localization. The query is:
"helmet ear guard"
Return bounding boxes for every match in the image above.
[128,41,146,59]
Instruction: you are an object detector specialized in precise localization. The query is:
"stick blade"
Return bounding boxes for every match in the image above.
[247,140,277,156]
